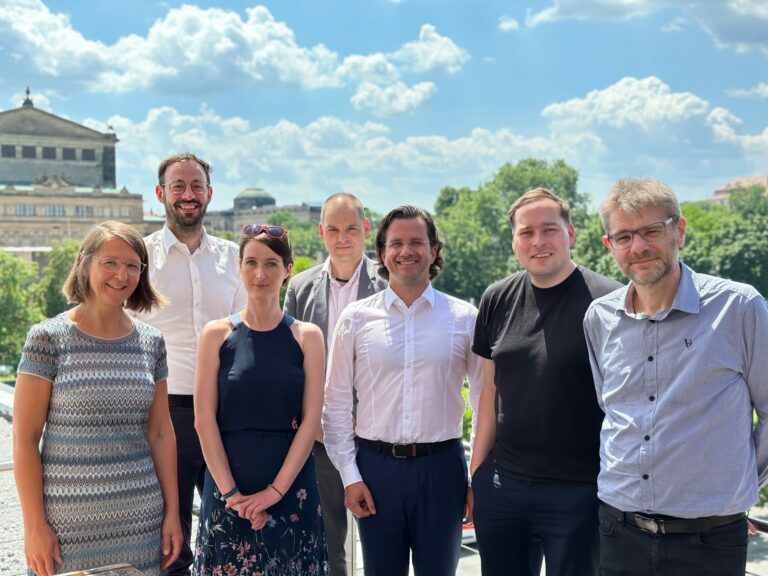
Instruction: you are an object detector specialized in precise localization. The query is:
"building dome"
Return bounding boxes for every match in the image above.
[234,187,276,210]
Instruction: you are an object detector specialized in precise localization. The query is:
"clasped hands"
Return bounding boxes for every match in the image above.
[225,487,282,530]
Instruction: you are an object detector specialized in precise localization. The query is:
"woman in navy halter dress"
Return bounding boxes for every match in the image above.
[194,225,328,575]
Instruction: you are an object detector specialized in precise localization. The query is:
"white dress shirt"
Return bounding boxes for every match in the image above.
[323,284,484,487]
[135,226,246,395]
[324,256,364,346]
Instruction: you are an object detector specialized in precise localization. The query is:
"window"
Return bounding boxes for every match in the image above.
[1,145,15,158]
[47,205,66,217]
[42,147,56,160]
[75,205,93,217]
[62,148,76,160]
[22,146,36,159]
[15,205,36,216]
[81,148,96,161]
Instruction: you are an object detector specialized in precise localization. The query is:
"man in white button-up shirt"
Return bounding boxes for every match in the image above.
[135,153,246,576]
[323,205,483,576]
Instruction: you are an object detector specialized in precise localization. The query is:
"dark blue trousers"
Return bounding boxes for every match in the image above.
[356,440,466,576]
[165,402,206,576]
[598,503,747,576]
[472,455,598,576]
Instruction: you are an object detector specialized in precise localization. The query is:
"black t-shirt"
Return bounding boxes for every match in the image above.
[473,266,621,484]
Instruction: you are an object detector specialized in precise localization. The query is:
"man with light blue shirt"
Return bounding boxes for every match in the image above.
[584,178,768,576]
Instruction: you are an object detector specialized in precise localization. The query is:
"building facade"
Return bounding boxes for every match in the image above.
[0,90,144,262]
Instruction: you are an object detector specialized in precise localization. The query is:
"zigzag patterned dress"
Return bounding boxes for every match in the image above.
[18,313,168,575]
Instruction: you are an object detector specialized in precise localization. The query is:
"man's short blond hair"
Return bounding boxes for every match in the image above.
[508,188,570,230]
[600,178,681,233]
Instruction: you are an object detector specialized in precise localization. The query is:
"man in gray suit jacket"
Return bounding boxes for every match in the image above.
[284,192,387,576]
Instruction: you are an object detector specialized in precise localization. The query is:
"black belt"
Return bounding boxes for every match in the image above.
[600,502,745,535]
[168,394,194,408]
[358,437,459,459]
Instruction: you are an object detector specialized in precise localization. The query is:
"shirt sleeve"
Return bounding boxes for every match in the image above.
[465,309,485,447]
[743,295,768,486]
[583,305,606,413]
[322,306,362,487]
[154,333,169,383]
[17,323,57,383]
[472,288,493,359]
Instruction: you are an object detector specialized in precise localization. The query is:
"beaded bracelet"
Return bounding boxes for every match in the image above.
[268,483,284,498]
[220,486,240,501]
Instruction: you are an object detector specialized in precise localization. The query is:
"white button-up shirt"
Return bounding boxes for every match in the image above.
[323,284,484,487]
[135,226,246,395]
[324,257,364,346]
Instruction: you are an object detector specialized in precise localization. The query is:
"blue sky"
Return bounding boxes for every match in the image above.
[1,0,767,215]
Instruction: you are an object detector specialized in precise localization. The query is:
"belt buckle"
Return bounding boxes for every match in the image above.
[391,443,410,458]
[634,514,664,534]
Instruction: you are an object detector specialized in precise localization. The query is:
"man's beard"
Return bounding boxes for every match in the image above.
[166,200,207,230]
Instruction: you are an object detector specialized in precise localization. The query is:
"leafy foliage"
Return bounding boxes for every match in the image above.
[0,251,44,367]
[433,158,587,303]
[38,239,79,318]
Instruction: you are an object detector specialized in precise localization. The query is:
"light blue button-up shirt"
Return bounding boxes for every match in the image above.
[584,263,768,517]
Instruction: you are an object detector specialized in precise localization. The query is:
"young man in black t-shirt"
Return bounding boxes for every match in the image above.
[469,188,621,576]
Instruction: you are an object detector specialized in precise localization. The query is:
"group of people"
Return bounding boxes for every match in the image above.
[12,151,768,576]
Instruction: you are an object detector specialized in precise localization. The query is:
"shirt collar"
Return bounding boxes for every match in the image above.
[383,283,435,310]
[322,256,365,282]
[161,225,212,254]
[618,261,699,317]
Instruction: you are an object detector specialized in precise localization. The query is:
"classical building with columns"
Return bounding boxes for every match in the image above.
[0,90,147,261]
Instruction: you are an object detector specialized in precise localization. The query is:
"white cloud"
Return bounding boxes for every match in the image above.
[526,0,654,27]
[336,54,400,85]
[94,104,592,211]
[525,1,768,56]
[542,76,710,132]
[351,82,437,116]
[0,1,469,116]
[662,17,687,33]
[390,24,470,75]
[727,83,768,99]
[498,16,520,32]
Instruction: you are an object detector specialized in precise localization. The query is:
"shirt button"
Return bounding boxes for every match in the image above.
[649,395,656,401]
[642,474,649,480]
[644,435,651,441]
[647,356,654,361]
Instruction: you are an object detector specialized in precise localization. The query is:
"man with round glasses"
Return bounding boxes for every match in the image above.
[136,153,246,576]
[584,178,768,575]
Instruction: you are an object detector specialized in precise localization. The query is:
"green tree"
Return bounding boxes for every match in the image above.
[433,186,511,303]
[483,158,588,227]
[0,251,44,367]
[433,158,588,303]
[682,200,768,296]
[38,239,79,318]
[571,214,624,282]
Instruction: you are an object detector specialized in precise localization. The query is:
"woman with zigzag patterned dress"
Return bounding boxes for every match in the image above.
[13,221,182,575]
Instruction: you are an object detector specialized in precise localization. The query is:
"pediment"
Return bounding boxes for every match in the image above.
[0,106,115,141]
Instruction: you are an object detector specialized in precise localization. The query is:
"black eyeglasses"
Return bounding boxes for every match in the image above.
[606,216,678,250]
[241,224,288,239]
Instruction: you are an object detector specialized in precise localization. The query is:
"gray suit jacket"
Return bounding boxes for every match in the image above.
[283,255,387,345]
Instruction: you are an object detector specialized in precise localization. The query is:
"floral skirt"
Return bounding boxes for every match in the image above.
[194,437,327,576]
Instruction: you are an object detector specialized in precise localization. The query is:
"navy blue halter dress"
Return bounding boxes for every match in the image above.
[195,314,327,575]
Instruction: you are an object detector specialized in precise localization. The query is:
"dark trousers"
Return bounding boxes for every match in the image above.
[472,456,597,576]
[165,400,206,576]
[314,441,348,576]
[598,502,748,576]
[356,440,466,576]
